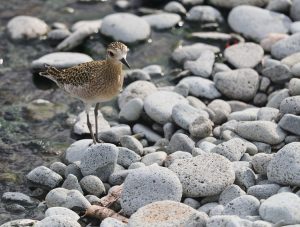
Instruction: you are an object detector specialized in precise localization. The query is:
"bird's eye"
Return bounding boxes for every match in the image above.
[108,51,114,57]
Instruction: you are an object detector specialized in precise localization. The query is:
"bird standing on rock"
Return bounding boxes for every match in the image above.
[40,41,130,144]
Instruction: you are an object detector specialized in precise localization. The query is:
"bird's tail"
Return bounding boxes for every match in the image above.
[39,64,61,82]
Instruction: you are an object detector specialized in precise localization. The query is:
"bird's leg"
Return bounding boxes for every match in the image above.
[94,103,102,143]
[86,109,97,144]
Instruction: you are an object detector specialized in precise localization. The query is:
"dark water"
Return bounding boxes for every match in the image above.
[0,0,230,223]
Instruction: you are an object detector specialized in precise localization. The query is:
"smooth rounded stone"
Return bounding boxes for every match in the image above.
[180,77,221,99]
[197,141,216,153]
[128,162,146,170]
[227,101,254,113]
[253,93,268,106]
[260,33,289,52]
[252,153,273,175]
[209,205,225,216]
[108,169,133,185]
[63,139,92,164]
[247,184,280,200]
[0,219,40,227]
[186,6,223,23]
[120,165,182,215]
[50,162,66,177]
[117,147,141,168]
[125,69,151,81]
[119,98,143,122]
[79,175,105,197]
[279,114,300,136]
[206,215,254,227]
[79,143,118,182]
[169,153,235,197]
[71,19,102,32]
[35,215,81,227]
[271,33,300,59]
[235,121,286,145]
[144,91,188,124]
[208,99,231,117]
[174,82,189,97]
[262,63,292,83]
[189,116,213,139]
[214,68,259,101]
[65,162,82,180]
[292,62,300,77]
[259,192,300,225]
[267,142,300,186]
[211,138,247,162]
[228,6,291,42]
[184,50,215,78]
[257,107,279,122]
[2,192,37,207]
[280,96,300,115]
[219,184,246,206]
[132,124,162,143]
[234,165,256,189]
[142,64,163,76]
[62,174,83,194]
[266,0,291,13]
[223,195,260,218]
[100,13,150,43]
[100,217,127,227]
[259,77,271,92]
[290,0,300,20]
[85,195,101,204]
[172,43,220,64]
[45,207,80,220]
[47,28,70,40]
[172,103,209,130]
[167,133,195,154]
[228,108,259,121]
[142,13,181,30]
[266,88,290,108]
[120,135,143,156]
[7,15,48,40]
[291,21,300,34]
[186,97,206,110]
[98,125,131,144]
[281,52,300,68]
[31,52,93,71]
[285,135,300,144]
[277,186,293,193]
[224,42,264,69]
[209,0,269,8]
[118,81,157,109]
[198,202,219,215]
[164,1,187,14]
[141,151,167,166]
[289,78,300,96]
[128,200,208,227]
[26,166,63,190]
[183,198,201,209]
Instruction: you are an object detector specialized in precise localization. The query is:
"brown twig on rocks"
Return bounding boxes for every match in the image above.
[97,184,123,208]
[83,205,129,223]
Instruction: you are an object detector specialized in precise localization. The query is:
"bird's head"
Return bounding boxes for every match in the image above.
[106,41,130,69]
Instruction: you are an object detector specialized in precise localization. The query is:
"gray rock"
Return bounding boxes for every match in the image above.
[184,198,201,209]
[35,215,80,227]
[0,219,40,227]
[125,69,151,81]
[247,184,280,200]
[219,184,246,206]
[266,88,290,108]
[100,217,127,227]
[180,77,221,99]
[228,108,259,121]
[235,121,286,145]
[262,63,292,83]
[120,135,143,156]
[142,13,181,29]
[169,153,235,197]
[260,77,271,92]
[62,174,83,194]
[174,83,189,97]
[142,65,163,76]
[118,147,141,168]
[132,124,162,143]
[186,96,207,110]
[141,151,167,166]
[209,0,269,8]
[279,114,300,136]
[266,0,291,13]
[271,33,300,59]
[164,1,187,14]
[292,62,300,77]
[80,175,105,197]
[172,43,220,64]
[167,133,195,154]
[206,215,253,226]
[31,52,93,71]
[99,125,131,144]
[291,21,300,34]
[189,116,213,138]
[65,162,82,180]
[252,153,274,175]
[79,143,118,182]
[280,96,300,115]
[100,13,150,43]
[109,169,133,185]
[267,142,300,186]
[2,192,37,207]
[198,202,219,215]
[45,207,80,220]
[50,162,66,177]
[259,192,300,225]
[186,6,223,23]
[128,162,146,169]
[228,6,291,42]
[257,107,279,121]
[119,98,143,122]
[197,141,216,153]
[253,93,268,106]
[208,99,231,125]
[7,15,48,40]
[26,166,63,189]
[289,78,300,96]
[281,52,300,67]
[118,81,157,109]
[180,0,204,5]
[144,91,188,124]
[224,42,264,69]
[214,68,259,101]
[47,28,70,40]
[121,165,182,215]
[234,165,256,189]
[71,19,102,32]
[212,138,247,161]
[164,151,193,167]
[128,200,208,227]
[291,0,300,21]
[63,139,92,164]
[223,195,260,217]
[184,50,215,77]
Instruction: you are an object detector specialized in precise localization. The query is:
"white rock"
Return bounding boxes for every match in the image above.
[142,13,181,29]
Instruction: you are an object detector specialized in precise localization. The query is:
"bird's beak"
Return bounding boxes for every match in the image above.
[121,58,130,69]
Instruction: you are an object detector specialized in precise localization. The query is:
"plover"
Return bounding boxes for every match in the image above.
[40,41,130,144]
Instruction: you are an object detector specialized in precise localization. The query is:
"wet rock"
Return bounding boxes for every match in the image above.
[167,133,195,154]
[219,184,246,206]
[252,153,273,175]
[214,68,259,101]
[271,33,300,59]
[26,166,63,190]
[98,125,131,144]
[119,98,143,122]
[121,165,182,215]
[228,6,291,42]
[132,124,162,143]
[142,13,181,30]
[100,13,150,43]
[186,6,223,23]
[62,174,83,194]
[45,207,80,220]
[279,96,300,115]
[180,77,221,99]
[7,15,48,40]
[80,175,105,197]
[267,142,300,186]
[79,143,118,182]
[164,1,186,14]
[169,153,235,197]
[247,184,280,200]
[63,139,92,164]
[259,192,300,225]
[223,195,260,217]
[35,215,80,227]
